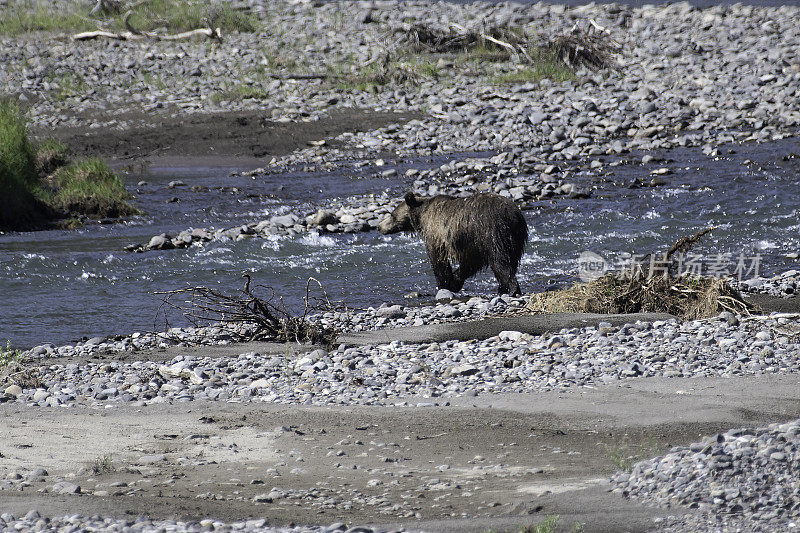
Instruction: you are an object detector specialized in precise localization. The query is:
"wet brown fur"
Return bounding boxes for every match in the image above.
[379,192,528,295]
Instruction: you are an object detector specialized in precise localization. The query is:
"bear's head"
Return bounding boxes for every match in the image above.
[377,193,423,234]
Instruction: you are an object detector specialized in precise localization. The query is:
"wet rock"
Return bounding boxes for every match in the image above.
[310,209,338,226]
[147,234,175,250]
[271,214,299,228]
[435,289,454,302]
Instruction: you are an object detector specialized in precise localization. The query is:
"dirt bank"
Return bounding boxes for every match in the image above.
[3,374,800,532]
[38,107,418,168]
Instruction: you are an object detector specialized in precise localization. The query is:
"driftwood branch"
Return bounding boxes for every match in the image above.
[636,226,716,281]
[73,9,222,41]
[450,22,521,62]
[665,226,716,262]
[123,9,141,34]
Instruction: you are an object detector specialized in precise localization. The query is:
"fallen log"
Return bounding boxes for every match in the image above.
[73,27,221,41]
[73,10,222,41]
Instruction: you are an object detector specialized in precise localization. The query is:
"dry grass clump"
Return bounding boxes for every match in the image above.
[528,228,757,320]
[398,22,529,55]
[527,274,754,320]
[547,28,620,71]
[1,341,42,391]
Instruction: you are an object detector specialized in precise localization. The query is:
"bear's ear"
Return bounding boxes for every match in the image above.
[404,192,421,208]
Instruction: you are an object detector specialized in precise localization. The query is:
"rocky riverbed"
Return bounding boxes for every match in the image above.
[5,0,800,254]
[3,295,800,532]
[3,308,800,409]
[6,0,800,159]
[3,0,800,531]
[613,418,800,532]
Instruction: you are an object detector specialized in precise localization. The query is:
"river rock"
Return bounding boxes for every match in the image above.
[147,234,175,250]
[4,384,22,397]
[376,305,405,319]
[310,209,338,226]
[435,289,454,302]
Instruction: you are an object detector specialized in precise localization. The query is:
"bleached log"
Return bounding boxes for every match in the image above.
[73,10,221,41]
[72,30,136,40]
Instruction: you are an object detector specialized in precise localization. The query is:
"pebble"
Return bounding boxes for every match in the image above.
[731,269,800,299]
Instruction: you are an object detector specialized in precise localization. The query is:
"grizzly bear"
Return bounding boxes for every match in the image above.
[378,192,528,296]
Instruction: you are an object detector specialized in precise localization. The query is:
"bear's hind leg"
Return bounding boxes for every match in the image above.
[507,277,521,297]
[491,264,521,296]
[452,260,482,293]
[432,261,459,291]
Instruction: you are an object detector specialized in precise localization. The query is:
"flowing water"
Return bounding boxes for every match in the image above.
[1,139,799,348]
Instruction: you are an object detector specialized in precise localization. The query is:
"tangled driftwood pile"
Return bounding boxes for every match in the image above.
[392,18,621,70]
[156,276,338,345]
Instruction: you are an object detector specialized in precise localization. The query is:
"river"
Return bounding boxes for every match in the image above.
[1,138,799,348]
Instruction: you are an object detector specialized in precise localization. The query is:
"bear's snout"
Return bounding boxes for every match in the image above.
[377,215,400,234]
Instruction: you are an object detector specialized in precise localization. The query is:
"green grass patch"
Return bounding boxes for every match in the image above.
[211,83,270,102]
[0,98,48,229]
[47,72,89,102]
[44,159,139,219]
[0,1,94,35]
[331,58,440,94]
[0,0,259,37]
[491,51,574,85]
[35,138,69,176]
[232,84,270,99]
[143,72,168,90]
[0,99,37,185]
[0,100,137,229]
[527,516,560,533]
[455,44,518,65]
[122,0,260,34]
[261,55,300,73]
[414,60,439,80]
[1,340,23,368]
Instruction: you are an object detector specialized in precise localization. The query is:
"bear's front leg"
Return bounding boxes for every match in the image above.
[426,245,459,291]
